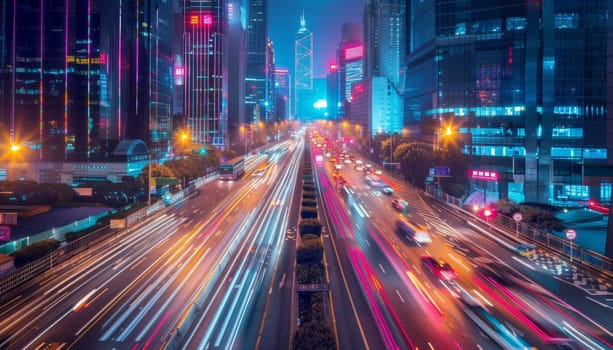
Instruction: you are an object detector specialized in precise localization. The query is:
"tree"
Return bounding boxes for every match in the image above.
[395,142,434,188]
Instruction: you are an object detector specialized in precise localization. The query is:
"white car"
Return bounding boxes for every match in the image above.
[355,159,363,165]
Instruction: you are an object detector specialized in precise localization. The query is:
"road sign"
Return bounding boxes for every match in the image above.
[433,166,451,177]
[565,229,576,240]
[512,212,523,222]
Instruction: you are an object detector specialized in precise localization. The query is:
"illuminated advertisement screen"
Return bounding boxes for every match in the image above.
[468,169,499,181]
[344,45,364,60]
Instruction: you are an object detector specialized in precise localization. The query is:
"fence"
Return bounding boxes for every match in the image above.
[424,184,613,276]
[0,173,218,295]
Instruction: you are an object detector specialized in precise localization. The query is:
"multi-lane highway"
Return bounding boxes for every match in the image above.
[313,134,613,350]
[0,139,310,349]
[1,131,612,350]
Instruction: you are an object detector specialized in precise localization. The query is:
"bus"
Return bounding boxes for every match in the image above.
[219,156,245,180]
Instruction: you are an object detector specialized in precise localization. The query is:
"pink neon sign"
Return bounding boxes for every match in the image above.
[468,169,499,181]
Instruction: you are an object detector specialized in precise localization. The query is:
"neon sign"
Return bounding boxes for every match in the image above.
[468,169,499,181]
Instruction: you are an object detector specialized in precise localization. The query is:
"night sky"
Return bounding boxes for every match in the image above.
[268,0,363,77]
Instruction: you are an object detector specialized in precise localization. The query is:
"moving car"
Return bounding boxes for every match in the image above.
[382,186,394,195]
[391,199,408,210]
[516,243,536,257]
[396,220,432,244]
[421,255,458,280]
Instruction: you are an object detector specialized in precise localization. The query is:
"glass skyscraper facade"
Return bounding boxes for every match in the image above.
[0,0,173,162]
[182,0,227,148]
[405,0,612,205]
[245,0,269,123]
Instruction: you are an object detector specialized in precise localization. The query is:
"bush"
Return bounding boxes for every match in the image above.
[302,184,316,192]
[297,237,323,263]
[301,198,317,208]
[10,239,61,267]
[300,207,318,219]
[302,191,317,200]
[299,219,322,236]
[296,261,324,284]
[293,320,335,350]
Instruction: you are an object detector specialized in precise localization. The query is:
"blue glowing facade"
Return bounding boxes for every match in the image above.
[405,0,612,205]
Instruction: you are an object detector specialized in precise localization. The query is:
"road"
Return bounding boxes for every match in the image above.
[317,143,613,350]
[0,139,310,350]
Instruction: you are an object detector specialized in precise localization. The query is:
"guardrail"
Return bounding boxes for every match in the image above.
[0,173,218,296]
[424,184,613,277]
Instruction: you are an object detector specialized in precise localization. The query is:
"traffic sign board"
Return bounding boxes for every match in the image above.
[565,229,577,240]
[512,212,523,222]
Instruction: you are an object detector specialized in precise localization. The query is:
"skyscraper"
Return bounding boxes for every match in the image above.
[405,0,612,206]
[0,0,172,162]
[338,22,364,120]
[363,0,404,134]
[265,38,276,122]
[245,0,269,123]
[182,0,227,148]
[225,0,247,152]
[294,13,313,121]
[274,67,290,121]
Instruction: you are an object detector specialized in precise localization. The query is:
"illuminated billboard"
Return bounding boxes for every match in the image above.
[343,45,364,61]
[189,13,213,26]
[468,169,499,181]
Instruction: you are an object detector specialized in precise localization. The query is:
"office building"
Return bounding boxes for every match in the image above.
[274,68,291,121]
[245,0,269,123]
[265,38,276,122]
[294,13,313,121]
[338,22,364,119]
[404,0,612,206]
[0,0,173,162]
[327,64,340,120]
[182,0,227,149]
[363,0,404,134]
[225,0,247,152]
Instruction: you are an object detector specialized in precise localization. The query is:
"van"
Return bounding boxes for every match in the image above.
[396,220,432,244]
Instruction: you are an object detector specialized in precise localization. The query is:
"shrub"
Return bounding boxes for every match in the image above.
[302,184,316,192]
[302,191,317,200]
[10,239,61,267]
[296,261,324,284]
[300,207,318,219]
[293,320,335,350]
[301,198,317,208]
[297,237,323,264]
[299,219,322,236]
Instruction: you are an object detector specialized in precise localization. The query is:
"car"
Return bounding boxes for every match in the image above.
[354,165,364,171]
[374,169,383,175]
[355,159,363,165]
[363,167,373,174]
[382,186,394,195]
[421,255,458,280]
[516,243,536,257]
[392,198,408,210]
[344,159,352,164]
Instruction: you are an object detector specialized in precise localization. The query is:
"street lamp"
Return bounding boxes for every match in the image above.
[240,125,247,155]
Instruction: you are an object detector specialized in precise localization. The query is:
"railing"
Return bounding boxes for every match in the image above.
[0,173,218,296]
[424,184,613,277]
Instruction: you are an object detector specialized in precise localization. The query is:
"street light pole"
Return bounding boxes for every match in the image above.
[147,150,152,207]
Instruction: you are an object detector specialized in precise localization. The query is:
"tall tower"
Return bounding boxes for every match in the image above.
[363,0,404,134]
[245,0,268,124]
[225,0,247,152]
[183,1,227,148]
[294,12,313,121]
